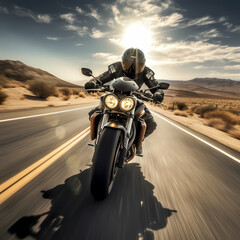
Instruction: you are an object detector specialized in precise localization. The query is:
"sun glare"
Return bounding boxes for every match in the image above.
[122,23,153,53]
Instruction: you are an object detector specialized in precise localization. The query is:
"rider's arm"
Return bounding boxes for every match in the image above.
[144,67,164,102]
[88,62,120,85]
[144,67,162,94]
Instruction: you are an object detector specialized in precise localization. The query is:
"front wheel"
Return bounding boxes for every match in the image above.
[90,128,121,200]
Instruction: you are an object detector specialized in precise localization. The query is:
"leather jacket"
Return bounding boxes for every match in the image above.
[90,62,163,95]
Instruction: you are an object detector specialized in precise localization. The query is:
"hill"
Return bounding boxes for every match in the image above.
[0,60,79,88]
[160,78,240,99]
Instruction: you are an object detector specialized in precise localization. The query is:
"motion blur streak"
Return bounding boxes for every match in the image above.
[152,112,240,164]
[0,127,90,204]
[0,105,96,123]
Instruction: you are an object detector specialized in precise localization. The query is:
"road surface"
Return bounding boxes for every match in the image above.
[0,103,239,240]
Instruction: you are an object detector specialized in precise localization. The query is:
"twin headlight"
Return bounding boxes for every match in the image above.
[104,94,135,112]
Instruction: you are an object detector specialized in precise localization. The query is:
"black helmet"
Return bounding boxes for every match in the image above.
[121,48,146,78]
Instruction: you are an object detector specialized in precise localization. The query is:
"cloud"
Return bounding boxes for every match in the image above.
[154,13,184,28]
[0,6,8,14]
[87,7,100,21]
[91,28,108,38]
[46,37,60,41]
[153,41,240,65]
[76,5,101,22]
[193,65,208,69]
[13,5,51,23]
[65,24,88,36]
[60,13,75,24]
[224,65,240,70]
[92,52,121,63]
[76,6,83,14]
[107,0,180,29]
[197,29,222,40]
[187,16,216,27]
[230,26,240,33]
[219,16,227,22]
[37,14,51,23]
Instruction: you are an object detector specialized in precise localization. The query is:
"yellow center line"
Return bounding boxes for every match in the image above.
[0,127,90,204]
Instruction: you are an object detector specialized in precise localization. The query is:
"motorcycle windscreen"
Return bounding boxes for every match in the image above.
[111,78,139,92]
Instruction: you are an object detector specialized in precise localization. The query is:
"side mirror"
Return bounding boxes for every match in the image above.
[159,82,170,90]
[81,68,93,77]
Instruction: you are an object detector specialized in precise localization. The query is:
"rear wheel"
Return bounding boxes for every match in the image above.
[90,128,121,200]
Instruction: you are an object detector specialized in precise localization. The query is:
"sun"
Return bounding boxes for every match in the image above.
[122,23,153,53]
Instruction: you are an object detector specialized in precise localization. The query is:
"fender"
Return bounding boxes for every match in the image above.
[90,111,102,140]
[103,121,127,140]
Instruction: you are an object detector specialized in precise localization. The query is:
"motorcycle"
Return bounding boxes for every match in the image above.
[81,68,169,200]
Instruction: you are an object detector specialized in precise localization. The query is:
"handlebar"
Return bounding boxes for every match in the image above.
[82,88,164,105]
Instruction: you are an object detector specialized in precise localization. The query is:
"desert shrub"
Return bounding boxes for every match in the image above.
[229,109,240,116]
[191,105,200,112]
[205,118,230,132]
[60,87,71,96]
[204,111,239,125]
[0,90,8,104]
[90,92,98,97]
[174,110,188,117]
[72,89,80,95]
[176,102,187,111]
[96,91,103,96]
[20,96,25,100]
[28,80,56,99]
[194,105,216,118]
[228,130,240,140]
[79,92,86,98]
[62,95,70,101]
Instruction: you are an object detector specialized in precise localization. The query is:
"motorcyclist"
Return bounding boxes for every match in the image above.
[85,48,164,155]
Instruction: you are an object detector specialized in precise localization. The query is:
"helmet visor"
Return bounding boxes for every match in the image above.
[122,61,145,75]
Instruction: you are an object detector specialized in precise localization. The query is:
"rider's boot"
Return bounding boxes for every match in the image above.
[136,144,143,157]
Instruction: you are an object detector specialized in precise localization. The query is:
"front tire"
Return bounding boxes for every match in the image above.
[90,128,121,200]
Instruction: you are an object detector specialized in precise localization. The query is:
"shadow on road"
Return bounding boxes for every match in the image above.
[8,163,177,240]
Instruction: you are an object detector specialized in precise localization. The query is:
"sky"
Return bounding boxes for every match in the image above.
[0,0,240,83]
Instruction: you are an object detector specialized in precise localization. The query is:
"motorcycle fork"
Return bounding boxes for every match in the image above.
[118,109,135,168]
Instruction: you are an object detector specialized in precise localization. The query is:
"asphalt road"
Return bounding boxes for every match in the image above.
[0,103,239,240]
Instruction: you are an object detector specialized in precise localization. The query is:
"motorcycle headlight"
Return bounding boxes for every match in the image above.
[120,97,135,112]
[104,94,118,109]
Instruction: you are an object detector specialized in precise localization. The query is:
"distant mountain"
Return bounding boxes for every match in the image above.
[0,60,80,88]
[159,78,240,99]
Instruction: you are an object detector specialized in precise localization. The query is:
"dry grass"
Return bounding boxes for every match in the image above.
[0,90,8,104]
[163,96,240,115]
[205,118,230,132]
[79,92,86,98]
[174,110,188,117]
[204,110,239,125]
[194,105,216,117]
[228,130,240,140]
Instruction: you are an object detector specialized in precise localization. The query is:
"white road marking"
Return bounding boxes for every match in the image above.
[152,111,240,164]
[0,105,96,123]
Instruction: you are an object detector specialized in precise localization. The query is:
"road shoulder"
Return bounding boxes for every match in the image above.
[148,103,240,153]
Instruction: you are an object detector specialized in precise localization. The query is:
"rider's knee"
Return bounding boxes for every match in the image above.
[144,118,157,137]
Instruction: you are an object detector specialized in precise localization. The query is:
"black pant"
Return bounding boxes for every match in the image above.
[88,103,157,138]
